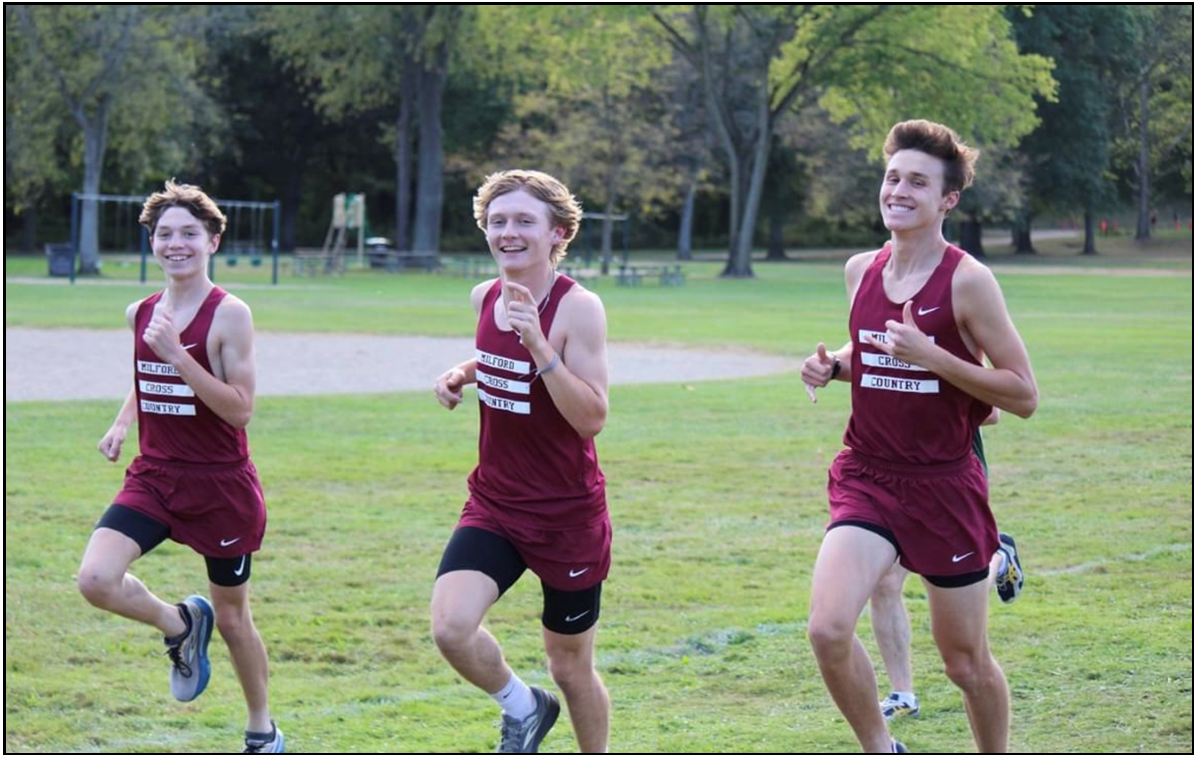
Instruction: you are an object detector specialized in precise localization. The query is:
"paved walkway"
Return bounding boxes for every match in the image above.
[5,328,801,402]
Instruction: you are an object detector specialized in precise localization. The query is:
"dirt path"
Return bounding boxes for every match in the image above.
[4,328,801,402]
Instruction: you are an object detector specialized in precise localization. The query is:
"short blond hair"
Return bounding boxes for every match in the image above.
[473,170,582,265]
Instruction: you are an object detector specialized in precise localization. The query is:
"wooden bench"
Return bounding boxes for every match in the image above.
[616,264,685,287]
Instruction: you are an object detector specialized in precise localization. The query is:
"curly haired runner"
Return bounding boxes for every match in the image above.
[77,180,284,754]
[432,170,611,753]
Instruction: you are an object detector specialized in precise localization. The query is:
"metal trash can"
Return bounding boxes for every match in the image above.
[366,237,394,269]
[45,243,75,277]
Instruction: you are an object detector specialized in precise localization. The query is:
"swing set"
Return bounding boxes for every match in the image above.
[67,192,282,284]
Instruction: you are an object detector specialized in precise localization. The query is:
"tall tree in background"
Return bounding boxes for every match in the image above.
[1115,5,1193,240]
[204,11,345,253]
[760,137,806,261]
[8,5,220,274]
[652,5,1055,277]
[1007,5,1138,255]
[664,60,716,261]
[264,5,462,253]
[953,144,1027,257]
[773,108,880,250]
[4,7,69,252]
[479,6,674,272]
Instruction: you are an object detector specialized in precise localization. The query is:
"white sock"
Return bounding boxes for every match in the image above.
[491,672,536,720]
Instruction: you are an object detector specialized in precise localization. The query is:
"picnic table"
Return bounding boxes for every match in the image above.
[368,249,442,272]
[616,263,685,287]
[445,259,599,284]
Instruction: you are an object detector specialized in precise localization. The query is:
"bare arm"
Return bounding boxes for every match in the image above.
[97,301,142,462]
[434,280,489,410]
[505,280,609,438]
[98,389,139,462]
[540,288,609,438]
[950,267,1037,417]
[802,251,876,402]
[142,296,257,428]
[868,262,1038,418]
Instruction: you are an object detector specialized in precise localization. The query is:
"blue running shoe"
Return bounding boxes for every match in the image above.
[166,595,214,702]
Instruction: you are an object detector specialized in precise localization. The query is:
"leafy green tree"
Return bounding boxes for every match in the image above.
[953,144,1027,257]
[1111,5,1193,240]
[478,6,677,271]
[664,62,718,261]
[652,5,1055,277]
[1006,5,1139,254]
[8,5,221,273]
[200,10,359,252]
[760,136,806,261]
[4,7,71,251]
[263,5,463,254]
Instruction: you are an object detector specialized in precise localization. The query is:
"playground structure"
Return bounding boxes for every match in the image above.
[295,193,369,276]
[296,193,443,275]
[326,192,365,270]
[58,192,281,284]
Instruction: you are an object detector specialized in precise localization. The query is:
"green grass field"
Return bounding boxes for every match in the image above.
[4,239,1192,753]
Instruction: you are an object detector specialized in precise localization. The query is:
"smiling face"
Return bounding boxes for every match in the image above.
[151,206,221,275]
[879,149,960,233]
[484,189,564,275]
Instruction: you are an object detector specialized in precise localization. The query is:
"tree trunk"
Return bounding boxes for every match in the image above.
[958,217,985,258]
[1081,209,1098,254]
[723,91,770,279]
[1013,227,1035,254]
[412,53,446,254]
[600,196,616,275]
[677,172,697,261]
[21,206,37,253]
[765,210,786,260]
[1012,210,1035,254]
[276,123,313,253]
[722,150,742,269]
[280,166,301,254]
[1135,75,1151,240]
[78,98,111,275]
[695,9,742,273]
[395,60,416,250]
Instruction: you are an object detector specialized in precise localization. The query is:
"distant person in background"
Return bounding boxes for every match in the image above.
[802,119,1038,753]
[77,180,283,754]
[870,415,1026,724]
[431,169,611,753]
